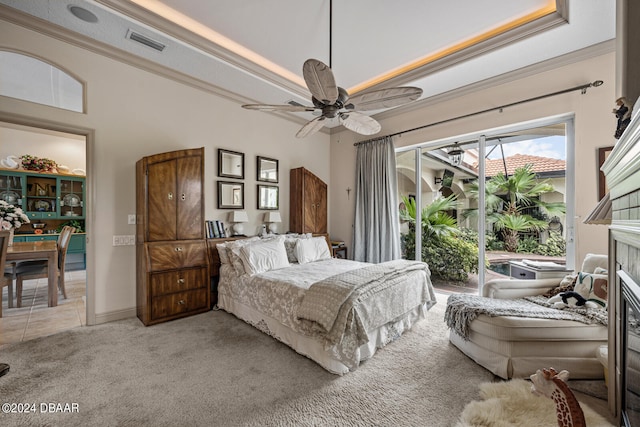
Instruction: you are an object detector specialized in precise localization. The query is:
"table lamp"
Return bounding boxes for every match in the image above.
[229,210,249,236]
[264,211,282,234]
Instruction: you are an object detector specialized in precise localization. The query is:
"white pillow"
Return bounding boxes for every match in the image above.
[239,236,289,275]
[295,236,331,264]
[283,233,313,263]
[227,237,261,275]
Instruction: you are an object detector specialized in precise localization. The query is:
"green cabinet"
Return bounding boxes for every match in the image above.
[0,170,85,219]
[0,172,25,207]
[2,169,86,270]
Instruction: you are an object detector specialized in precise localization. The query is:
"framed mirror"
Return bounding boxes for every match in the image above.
[257,156,279,183]
[218,149,244,179]
[218,181,244,209]
[257,184,279,210]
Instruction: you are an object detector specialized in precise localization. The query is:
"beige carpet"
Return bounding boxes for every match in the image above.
[0,292,605,426]
[456,378,614,427]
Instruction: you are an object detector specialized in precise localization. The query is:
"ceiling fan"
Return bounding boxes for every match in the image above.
[241,58,423,138]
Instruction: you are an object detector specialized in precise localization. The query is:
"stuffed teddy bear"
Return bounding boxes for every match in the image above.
[548,290,599,309]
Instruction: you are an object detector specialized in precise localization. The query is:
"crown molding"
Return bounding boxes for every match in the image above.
[369,39,615,125]
[353,0,569,94]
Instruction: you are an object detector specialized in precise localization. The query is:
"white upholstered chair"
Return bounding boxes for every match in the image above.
[448,253,609,379]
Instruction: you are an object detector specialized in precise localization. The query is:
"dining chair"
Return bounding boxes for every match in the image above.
[1,230,15,318]
[15,226,76,308]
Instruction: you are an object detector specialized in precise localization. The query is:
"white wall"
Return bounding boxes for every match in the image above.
[330,52,616,267]
[0,19,331,322]
[0,124,86,171]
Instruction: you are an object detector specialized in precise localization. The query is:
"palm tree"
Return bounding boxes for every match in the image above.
[399,194,459,238]
[464,164,565,252]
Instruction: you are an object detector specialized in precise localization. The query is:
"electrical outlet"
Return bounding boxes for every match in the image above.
[128,214,136,225]
[113,235,136,246]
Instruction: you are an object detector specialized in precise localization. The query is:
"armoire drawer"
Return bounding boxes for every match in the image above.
[146,241,207,271]
[150,267,208,296]
[151,288,209,320]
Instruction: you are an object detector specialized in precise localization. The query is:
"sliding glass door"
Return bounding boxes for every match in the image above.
[396,117,573,293]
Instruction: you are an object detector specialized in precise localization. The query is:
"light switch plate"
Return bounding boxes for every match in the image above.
[128,214,136,225]
[113,235,136,246]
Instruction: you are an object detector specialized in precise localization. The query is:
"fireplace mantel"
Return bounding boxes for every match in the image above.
[602,108,640,424]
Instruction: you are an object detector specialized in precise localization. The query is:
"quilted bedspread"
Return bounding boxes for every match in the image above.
[297,259,435,347]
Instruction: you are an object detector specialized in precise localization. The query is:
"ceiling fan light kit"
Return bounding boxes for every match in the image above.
[242,58,422,138]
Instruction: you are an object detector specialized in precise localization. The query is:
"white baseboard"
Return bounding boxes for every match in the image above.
[93,307,137,325]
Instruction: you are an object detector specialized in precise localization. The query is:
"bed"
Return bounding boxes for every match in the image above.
[214,234,436,375]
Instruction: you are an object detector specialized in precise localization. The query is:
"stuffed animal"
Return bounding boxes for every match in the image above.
[548,291,599,309]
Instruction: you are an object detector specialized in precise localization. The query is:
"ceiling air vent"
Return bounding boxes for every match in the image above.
[126,30,165,52]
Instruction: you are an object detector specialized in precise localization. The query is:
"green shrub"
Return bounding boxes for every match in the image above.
[402,226,480,283]
[516,236,539,253]
[423,235,480,283]
[486,234,505,251]
[534,231,566,257]
[457,228,504,251]
[457,228,478,245]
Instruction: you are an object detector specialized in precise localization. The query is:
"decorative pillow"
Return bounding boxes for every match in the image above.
[574,272,608,309]
[216,243,230,264]
[295,236,331,264]
[239,236,289,275]
[227,237,261,276]
[542,274,577,298]
[283,233,312,263]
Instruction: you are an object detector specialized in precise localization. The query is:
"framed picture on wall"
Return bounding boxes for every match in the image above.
[257,156,278,183]
[218,181,244,209]
[257,184,278,210]
[598,146,614,200]
[218,149,244,179]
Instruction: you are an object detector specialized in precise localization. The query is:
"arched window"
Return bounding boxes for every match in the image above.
[0,51,84,113]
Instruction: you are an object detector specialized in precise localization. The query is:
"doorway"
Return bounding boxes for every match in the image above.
[0,121,90,344]
[396,116,574,294]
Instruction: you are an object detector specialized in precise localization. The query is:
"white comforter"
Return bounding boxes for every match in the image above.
[218,258,436,371]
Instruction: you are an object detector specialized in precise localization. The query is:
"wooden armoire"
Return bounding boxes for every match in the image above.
[290,167,327,234]
[136,148,209,326]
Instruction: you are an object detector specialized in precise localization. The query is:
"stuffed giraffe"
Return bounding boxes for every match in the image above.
[530,367,586,427]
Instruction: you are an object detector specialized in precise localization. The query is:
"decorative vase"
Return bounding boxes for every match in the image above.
[8,228,14,246]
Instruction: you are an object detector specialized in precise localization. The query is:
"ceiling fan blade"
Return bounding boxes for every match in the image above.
[302,59,338,105]
[296,116,326,138]
[242,104,317,112]
[346,87,423,111]
[339,112,381,135]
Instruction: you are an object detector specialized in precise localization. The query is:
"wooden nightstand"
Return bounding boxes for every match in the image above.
[332,246,347,259]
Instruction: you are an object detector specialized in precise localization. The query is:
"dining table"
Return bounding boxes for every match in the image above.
[6,240,59,307]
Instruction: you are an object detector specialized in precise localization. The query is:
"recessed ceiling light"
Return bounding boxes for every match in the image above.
[68,5,98,23]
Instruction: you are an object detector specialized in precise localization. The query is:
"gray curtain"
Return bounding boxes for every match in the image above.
[353,136,401,263]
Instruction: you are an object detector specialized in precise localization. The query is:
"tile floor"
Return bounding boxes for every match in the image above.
[0,270,86,348]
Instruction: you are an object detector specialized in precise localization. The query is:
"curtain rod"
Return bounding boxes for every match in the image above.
[353,80,604,146]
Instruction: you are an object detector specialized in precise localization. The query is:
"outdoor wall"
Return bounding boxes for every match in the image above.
[0,18,331,323]
[330,50,616,268]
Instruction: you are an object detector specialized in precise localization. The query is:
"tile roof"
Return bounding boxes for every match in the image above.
[478,153,566,177]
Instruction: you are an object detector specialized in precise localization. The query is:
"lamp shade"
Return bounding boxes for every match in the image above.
[229,210,248,223]
[264,211,281,223]
[583,193,612,225]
